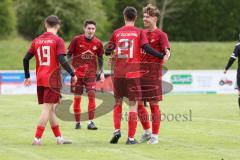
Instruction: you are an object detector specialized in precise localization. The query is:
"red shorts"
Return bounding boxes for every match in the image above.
[140,62,163,101]
[113,77,141,101]
[37,86,60,104]
[141,78,162,101]
[71,77,96,95]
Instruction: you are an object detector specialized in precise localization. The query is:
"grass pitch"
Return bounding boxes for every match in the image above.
[0,94,239,160]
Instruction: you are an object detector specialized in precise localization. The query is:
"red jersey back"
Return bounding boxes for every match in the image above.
[110,26,148,63]
[28,32,66,88]
[141,29,170,63]
[68,34,104,78]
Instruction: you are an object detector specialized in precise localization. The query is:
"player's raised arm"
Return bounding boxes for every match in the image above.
[105,34,116,56]
[142,43,164,59]
[224,43,240,73]
[105,44,115,56]
[140,30,165,59]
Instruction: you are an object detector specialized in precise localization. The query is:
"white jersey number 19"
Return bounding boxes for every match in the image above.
[37,46,50,66]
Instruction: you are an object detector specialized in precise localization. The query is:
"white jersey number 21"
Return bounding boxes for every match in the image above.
[117,39,134,59]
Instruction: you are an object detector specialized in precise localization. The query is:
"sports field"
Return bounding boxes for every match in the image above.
[0,94,239,160]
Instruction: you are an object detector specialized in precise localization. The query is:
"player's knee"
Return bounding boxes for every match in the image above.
[129,101,137,107]
[74,95,82,98]
[87,90,95,98]
[115,98,123,105]
[150,104,159,112]
[129,106,137,112]
[149,101,158,106]
[138,101,144,106]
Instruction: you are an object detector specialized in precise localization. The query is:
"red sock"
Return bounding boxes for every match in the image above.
[138,104,150,130]
[35,125,45,139]
[88,91,96,120]
[128,112,138,138]
[51,125,61,137]
[73,97,81,122]
[150,104,161,135]
[113,104,122,130]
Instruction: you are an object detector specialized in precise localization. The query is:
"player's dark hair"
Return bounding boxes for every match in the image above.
[143,4,160,17]
[45,15,61,27]
[84,20,96,28]
[123,6,137,21]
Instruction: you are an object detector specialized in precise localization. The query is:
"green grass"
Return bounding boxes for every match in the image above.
[0,94,239,160]
[167,42,238,69]
[0,37,239,70]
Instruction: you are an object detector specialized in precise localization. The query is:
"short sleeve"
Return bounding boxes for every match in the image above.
[68,37,77,54]
[105,33,116,52]
[28,40,35,55]
[97,41,104,56]
[140,30,149,47]
[231,44,240,59]
[159,32,170,50]
[109,33,115,43]
[56,38,66,55]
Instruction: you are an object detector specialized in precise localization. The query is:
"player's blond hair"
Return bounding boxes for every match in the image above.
[143,4,160,17]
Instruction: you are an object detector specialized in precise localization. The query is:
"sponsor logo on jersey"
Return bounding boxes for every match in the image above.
[150,39,155,43]
[81,50,95,59]
[93,46,98,50]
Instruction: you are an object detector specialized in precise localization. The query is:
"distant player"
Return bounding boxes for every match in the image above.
[105,6,169,144]
[68,20,104,130]
[224,35,240,109]
[23,15,77,145]
[137,4,171,145]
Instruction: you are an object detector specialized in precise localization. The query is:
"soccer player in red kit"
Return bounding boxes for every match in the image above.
[105,6,168,144]
[138,4,171,144]
[68,20,104,130]
[23,15,77,145]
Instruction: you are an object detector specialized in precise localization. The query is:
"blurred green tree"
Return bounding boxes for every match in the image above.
[15,0,109,40]
[0,0,16,39]
[163,0,240,41]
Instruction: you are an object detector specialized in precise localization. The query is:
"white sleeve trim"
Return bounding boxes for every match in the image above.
[231,53,237,59]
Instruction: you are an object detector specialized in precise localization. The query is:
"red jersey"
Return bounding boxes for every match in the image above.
[109,26,148,78]
[110,26,148,63]
[28,32,66,88]
[141,29,170,63]
[68,34,104,78]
